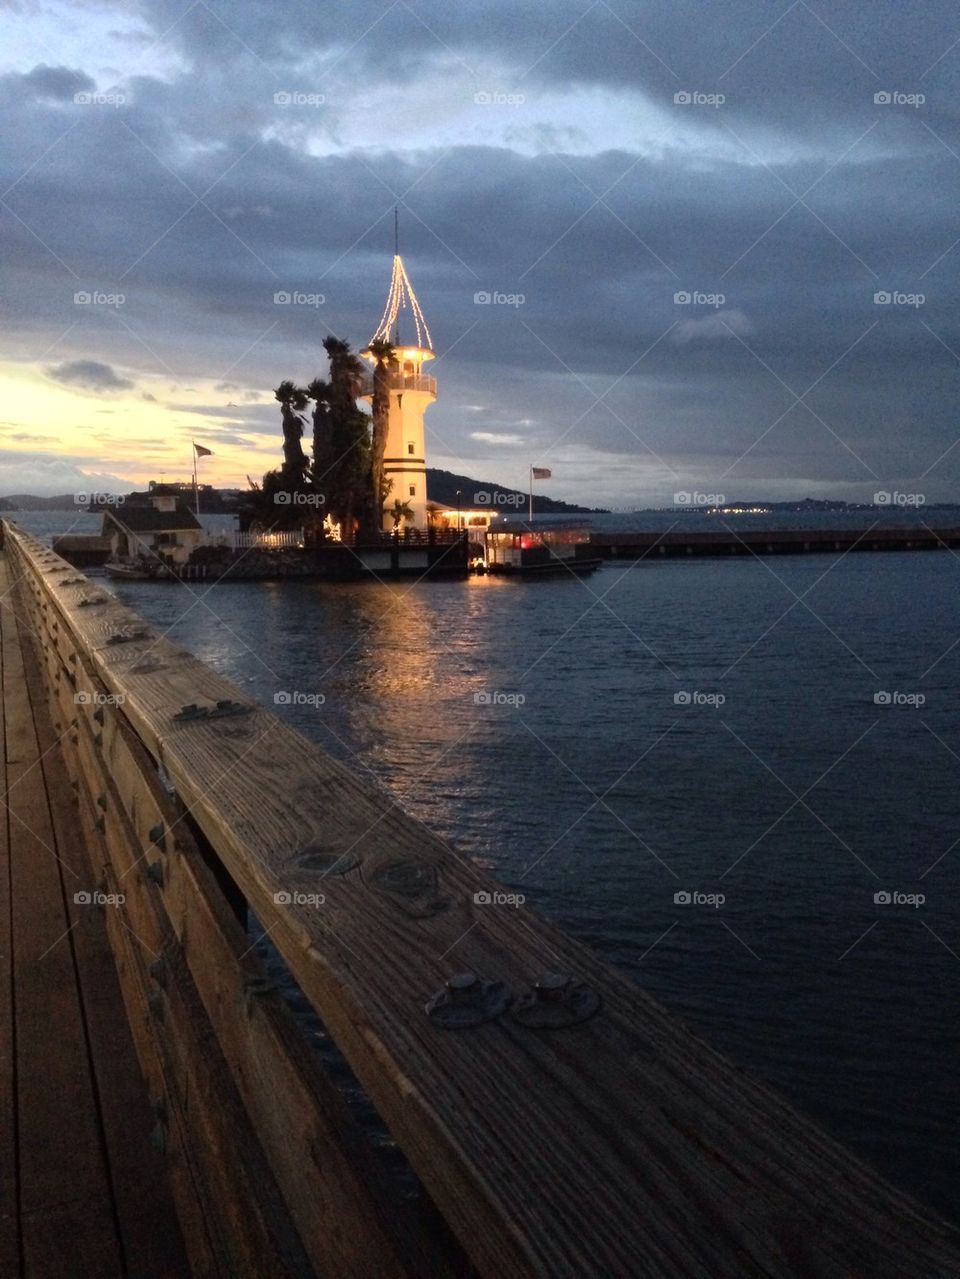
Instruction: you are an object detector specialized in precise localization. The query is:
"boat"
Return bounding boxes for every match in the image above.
[484,520,602,577]
[104,557,171,581]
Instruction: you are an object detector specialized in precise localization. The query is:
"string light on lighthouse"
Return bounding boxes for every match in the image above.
[369,253,434,352]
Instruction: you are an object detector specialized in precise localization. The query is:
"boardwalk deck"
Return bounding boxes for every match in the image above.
[0,540,463,1278]
[0,554,189,1277]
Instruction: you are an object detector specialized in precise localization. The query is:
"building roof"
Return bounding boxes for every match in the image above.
[102,505,202,533]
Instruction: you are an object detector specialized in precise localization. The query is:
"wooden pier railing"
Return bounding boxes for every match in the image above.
[3,518,960,1278]
[228,529,306,549]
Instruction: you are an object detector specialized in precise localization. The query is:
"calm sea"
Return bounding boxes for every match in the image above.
[11,509,960,1221]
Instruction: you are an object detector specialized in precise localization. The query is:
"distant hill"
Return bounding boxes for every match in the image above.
[0,493,79,511]
[726,498,874,512]
[425,468,607,514]
[0,487,238,513]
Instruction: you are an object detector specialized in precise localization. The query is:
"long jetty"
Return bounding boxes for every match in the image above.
[592,524,960,559]
[2,517,959,1277]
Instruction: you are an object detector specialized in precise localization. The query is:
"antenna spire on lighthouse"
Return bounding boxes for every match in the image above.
[368,211,433,353]
[393,206,399,342]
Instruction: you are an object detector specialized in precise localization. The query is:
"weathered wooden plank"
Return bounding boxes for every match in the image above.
[8,527,960,1278]
[0,562,18,1277]
[16,598,192,1279]
[0,573,124,1277]
[6,551,226,1277]
[45,720,231,1272]
[94,690,463,1278]
[82,662,458,1275]
[86,829,228,1279]
[57,680,317,1279]
[17,573,464,1277]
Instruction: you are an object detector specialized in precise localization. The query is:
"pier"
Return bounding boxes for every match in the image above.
[2,516,960,1277]
[592,524,960,560]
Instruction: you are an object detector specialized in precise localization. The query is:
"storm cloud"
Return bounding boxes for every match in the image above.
[46,359,136,391]
[1,1,959,504]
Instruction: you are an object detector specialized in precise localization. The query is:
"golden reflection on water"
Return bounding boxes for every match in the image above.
[328,577,514,809]
[352,582,439,696]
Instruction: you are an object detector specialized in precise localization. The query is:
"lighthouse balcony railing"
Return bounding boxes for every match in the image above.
[360,372,437,396]
[342,527,466,547]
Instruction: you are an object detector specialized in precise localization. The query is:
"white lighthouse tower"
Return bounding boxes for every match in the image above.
[361,233,436,531]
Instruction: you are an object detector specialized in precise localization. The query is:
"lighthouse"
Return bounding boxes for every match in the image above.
[361,243,436,531]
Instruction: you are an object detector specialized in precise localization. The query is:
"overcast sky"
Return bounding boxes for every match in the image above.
[1,0,958,504]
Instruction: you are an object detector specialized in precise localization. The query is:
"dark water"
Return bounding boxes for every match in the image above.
[12,513,960,1223]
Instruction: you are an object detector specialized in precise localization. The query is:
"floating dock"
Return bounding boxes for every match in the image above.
[2,517,959,1277]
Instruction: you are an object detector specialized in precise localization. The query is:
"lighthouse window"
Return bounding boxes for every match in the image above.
[407,442,414,454]
[409,485,416,497]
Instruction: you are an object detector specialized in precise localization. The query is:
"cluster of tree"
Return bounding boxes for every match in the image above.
[248,336,413,540]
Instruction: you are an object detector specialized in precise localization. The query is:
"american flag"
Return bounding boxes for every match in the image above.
[531,466,551,479]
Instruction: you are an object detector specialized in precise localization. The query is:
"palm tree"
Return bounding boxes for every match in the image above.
[367,338,395,531]
[321,337,370,541]
[322,336,364,413]
[306,377,331,512]
[273,381,309,487]
[389,498,414,531]
[297,378,330,542]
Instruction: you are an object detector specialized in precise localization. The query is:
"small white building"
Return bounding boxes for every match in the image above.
[101,495,204,568]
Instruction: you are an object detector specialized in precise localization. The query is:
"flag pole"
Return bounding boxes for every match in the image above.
[529,465,533,522]
[192,444,199,516]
